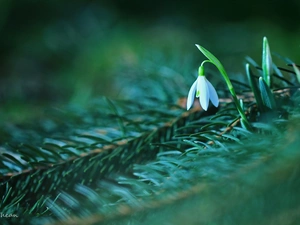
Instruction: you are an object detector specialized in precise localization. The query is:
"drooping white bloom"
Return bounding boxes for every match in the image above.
[187,66,219,111]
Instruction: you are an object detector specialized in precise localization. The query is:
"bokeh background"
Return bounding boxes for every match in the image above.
[1,0,300,123]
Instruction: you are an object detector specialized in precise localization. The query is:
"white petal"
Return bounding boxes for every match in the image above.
[186,80,197,110]
[199,76,209,111]
[206,79,219,107]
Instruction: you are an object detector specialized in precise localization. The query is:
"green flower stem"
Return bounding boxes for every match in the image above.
[223,72,252,130]
[198,60,210,76]
[196,44,252,131]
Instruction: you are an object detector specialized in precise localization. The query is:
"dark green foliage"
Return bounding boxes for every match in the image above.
[1,40,300,225]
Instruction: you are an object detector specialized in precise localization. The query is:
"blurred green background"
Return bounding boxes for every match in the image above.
[0,0,300,123]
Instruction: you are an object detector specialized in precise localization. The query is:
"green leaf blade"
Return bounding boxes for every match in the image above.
[259,77,277,109]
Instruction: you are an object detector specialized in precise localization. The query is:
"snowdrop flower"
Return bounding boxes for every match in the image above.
[187,65,219,111]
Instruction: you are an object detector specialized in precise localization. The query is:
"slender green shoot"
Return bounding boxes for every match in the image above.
[262,37,273,87]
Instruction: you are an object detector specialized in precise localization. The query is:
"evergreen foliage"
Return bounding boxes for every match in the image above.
[1,38,300,225]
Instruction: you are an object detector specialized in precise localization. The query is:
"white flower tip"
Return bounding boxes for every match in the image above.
[212,100,219,108]
[195,44,201,50]
[186,95,194,110]
[202,105,208,111]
